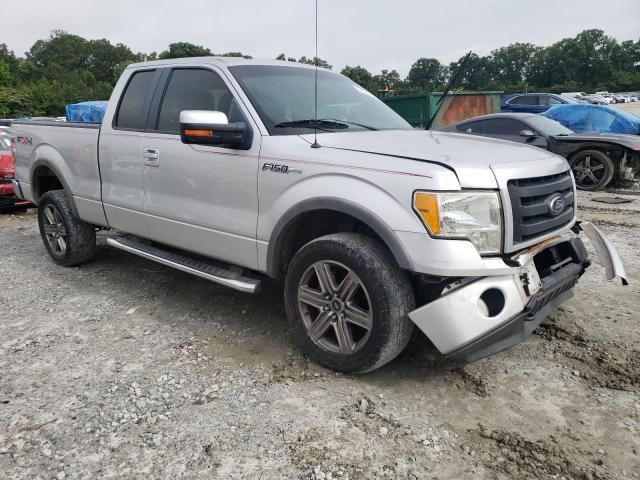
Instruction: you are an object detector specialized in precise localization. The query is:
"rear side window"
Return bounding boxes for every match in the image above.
[156,69,240,134]
[480,119,524,135]
[457,120,483,133]
[509,95,538,105]
[115,70,156,129]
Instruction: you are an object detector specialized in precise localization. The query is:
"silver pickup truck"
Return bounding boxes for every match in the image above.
[11,57,627,373]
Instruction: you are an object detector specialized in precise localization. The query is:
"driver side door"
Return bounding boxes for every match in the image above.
[141,67,261,270]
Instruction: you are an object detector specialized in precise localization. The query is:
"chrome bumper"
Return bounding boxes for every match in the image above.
[408,225,627,361]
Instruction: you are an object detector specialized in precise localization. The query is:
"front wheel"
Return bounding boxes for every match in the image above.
[569,149,615,191]
[38,190,96,266]
[284,233,415,373]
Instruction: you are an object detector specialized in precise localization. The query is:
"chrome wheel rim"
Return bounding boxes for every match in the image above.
[42,205,67,255]
[297,260,373,355]
[572,153,606,187]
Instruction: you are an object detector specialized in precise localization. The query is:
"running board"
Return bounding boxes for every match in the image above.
[106,236,261,294]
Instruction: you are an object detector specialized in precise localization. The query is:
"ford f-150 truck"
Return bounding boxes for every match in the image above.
[11,57,627,373]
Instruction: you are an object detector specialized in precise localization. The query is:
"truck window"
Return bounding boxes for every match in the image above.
[115,70,156,130]
[156,69,239,135]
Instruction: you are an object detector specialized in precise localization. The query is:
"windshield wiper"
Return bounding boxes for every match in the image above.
[320,118,378,131]
[274,119,349,131]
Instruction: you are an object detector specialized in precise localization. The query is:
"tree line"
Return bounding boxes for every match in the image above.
[0,29,638,118]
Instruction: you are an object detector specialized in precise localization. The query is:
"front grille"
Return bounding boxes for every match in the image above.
[508,171,574,244]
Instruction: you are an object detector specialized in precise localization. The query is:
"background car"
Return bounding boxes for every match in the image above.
[542,103,640,135]
[501,93,576,113]
[439,112,640,190]
[0,132,31,212]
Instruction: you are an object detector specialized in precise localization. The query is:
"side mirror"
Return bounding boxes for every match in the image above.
[180,110,251,149]
[519,129,537,138]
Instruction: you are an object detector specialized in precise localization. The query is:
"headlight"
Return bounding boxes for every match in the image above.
[413,191,503,255]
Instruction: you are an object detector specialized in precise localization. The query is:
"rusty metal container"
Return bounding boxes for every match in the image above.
[382,91,503,128]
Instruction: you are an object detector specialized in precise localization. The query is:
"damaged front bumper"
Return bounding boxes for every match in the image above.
[408,222,627,362]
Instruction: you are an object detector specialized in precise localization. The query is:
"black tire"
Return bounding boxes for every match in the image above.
[38,190,96,266]
[569,149,615,191]
[284,233,415,373]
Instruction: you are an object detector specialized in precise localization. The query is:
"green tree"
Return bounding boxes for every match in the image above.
[489,42,540,88]
[159,42,212,59]
[372,69,404,92]
[87,39,142,83]
[407,58,447,91]
[341,65,373,90]
[27,31,91,72]
[0,59,10,87]
[298,56,332,69]
[449,53,492,90]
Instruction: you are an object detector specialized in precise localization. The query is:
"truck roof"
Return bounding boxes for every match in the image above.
[126,56,326,71]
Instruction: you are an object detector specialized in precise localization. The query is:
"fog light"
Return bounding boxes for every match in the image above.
[478,288,506,318]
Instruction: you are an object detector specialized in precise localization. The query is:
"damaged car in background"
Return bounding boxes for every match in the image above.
[440,113,640,190]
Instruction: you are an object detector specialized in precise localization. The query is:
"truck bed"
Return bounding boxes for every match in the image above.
[12,120,105,225]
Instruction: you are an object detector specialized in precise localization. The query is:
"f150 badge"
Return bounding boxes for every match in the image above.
[262,163,302,174]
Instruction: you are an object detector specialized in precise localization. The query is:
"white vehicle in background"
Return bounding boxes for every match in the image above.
[594,95,613,105]
[561,92,588,99]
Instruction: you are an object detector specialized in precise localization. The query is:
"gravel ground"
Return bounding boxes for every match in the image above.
[1,190,639,479]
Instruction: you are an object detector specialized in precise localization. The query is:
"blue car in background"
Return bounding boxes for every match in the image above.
[501,93,576,113]
[542,104,640,135]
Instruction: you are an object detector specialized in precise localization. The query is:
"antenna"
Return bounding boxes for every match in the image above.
[311,0,321,149]
[424,50,472,130]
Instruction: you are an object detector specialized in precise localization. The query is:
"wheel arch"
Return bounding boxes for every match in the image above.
[266,197,413,279]
[567,142,626,165]
[30,157,79,218]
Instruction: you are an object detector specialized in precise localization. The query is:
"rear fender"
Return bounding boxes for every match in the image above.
[30,146,79,217]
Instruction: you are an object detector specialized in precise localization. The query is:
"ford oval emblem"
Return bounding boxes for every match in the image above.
[547,193,565,216]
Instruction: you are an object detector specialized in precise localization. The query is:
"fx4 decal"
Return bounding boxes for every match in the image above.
[262,163,302,174]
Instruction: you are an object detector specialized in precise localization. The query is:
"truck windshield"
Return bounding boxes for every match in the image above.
[229,65,412,135]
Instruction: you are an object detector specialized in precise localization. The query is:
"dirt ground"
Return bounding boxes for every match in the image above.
[1,189,639,480]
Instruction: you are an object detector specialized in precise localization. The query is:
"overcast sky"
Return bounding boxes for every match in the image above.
[2,0,639,76]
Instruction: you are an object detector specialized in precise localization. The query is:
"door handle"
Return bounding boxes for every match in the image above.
[143,148,160,166]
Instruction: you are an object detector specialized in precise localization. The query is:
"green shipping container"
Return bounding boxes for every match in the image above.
[381,91,503,129]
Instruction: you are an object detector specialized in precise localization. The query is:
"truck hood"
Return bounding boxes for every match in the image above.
[300,129,563,188]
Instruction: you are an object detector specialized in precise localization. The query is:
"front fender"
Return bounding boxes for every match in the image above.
[260,174,426,276]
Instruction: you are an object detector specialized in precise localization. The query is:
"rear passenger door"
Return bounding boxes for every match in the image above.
[141,67,261,270]
[99,69,161,236]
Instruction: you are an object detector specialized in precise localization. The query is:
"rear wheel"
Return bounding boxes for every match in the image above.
[38,190,96,266]
[284,233,415,373]
[569,149,615,191]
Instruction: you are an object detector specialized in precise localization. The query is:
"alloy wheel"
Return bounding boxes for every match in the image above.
[297,260,373,355]
[571,153,607,188]
[42,204,68,255]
